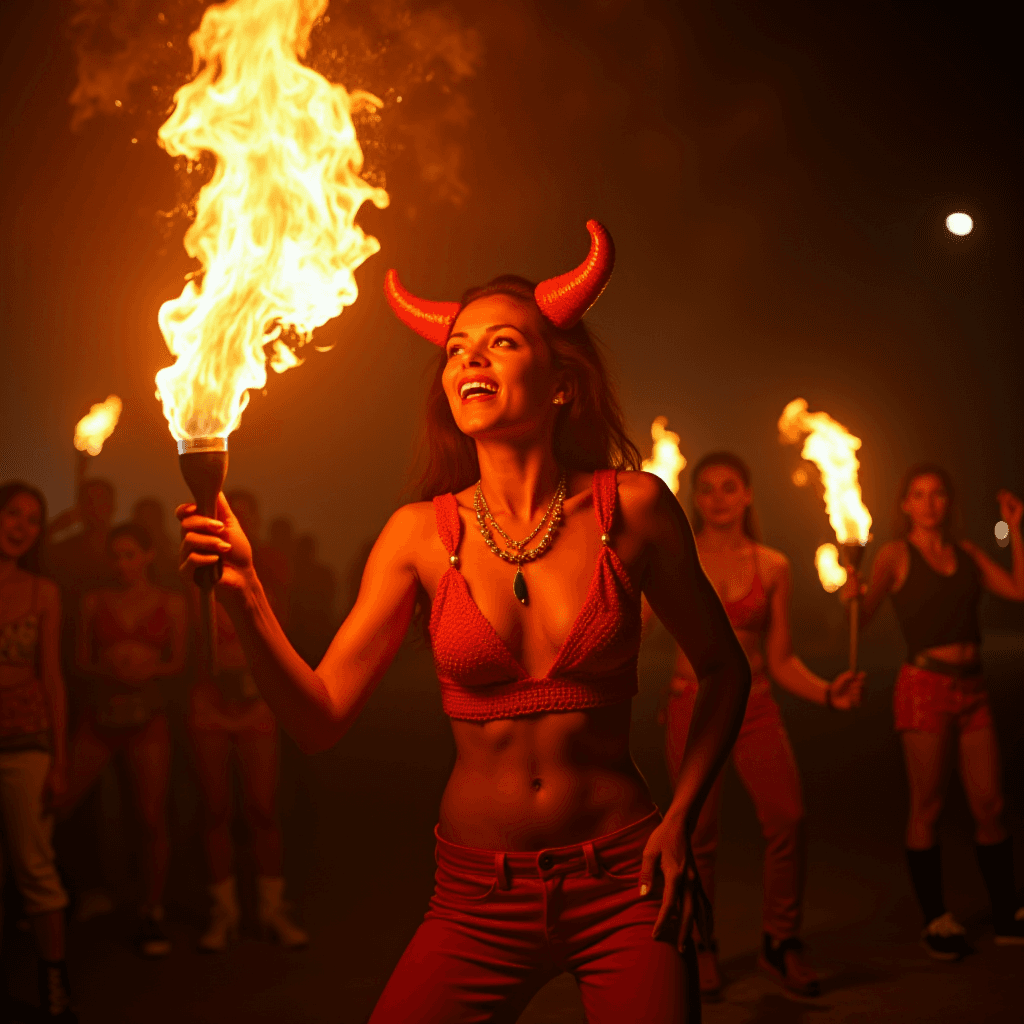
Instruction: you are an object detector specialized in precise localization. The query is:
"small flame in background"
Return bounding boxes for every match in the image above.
[641,416,687,495]
[74,395,123,456]
[778,398,872,546]
[154,0,390,442]
[815,543,848,593]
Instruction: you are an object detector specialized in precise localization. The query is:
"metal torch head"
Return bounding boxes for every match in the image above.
[177,437,229,519]
[841,539,868,573]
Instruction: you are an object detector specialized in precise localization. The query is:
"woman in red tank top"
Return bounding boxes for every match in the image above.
[661,452,863,999]
[178,221,751,1022]
[65,522,186,957]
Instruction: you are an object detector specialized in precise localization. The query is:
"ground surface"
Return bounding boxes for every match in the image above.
[4,632,1022,1023]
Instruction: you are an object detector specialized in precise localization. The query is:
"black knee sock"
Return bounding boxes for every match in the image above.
[906,845,945,925]
[975,837,1016,932]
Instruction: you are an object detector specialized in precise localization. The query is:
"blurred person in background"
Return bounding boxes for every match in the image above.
[47,479,117,926]
[131,499,182,592]
[60,523,186,958]
[289,533,338,668]
[659,452,863,999]
[0,482,75,1022]
[187,491,306,953]
[849,466,1024,959]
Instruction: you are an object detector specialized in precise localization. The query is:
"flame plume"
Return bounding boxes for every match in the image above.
[74,395,122,456]
[641,416,687,495]
[778,398,872,545]
[154,0,390,442]
[814,543,848,593]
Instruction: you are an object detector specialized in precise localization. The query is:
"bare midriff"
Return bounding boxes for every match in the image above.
[439,701,655,851]
[917,641,981,666]
[669,627,764,695]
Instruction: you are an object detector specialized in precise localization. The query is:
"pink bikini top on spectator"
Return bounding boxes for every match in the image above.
[430,469,641,722]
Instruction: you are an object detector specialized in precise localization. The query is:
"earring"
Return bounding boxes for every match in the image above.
[553,396,564,405]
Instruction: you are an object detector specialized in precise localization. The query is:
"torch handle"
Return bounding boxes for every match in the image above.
[194,494,223,677]
[848,596,860,674]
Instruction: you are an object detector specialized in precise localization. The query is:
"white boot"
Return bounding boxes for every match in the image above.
[198,876,239,952]
[257,876,308,949]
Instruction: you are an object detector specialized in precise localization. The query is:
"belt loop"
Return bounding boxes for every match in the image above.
[583,842,601,879]
[495,852,511,891]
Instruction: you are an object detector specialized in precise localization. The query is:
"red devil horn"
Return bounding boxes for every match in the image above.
[534,220,615,329]
[384,270,460,347]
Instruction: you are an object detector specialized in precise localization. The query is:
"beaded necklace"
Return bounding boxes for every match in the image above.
[473,472,567,605]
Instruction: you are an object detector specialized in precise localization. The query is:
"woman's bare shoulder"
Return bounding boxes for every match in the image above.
[616,469,673,514]
[754,544,789,585]
[381,501,440,552]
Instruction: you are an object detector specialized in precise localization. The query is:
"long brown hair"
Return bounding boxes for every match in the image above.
[0,480,49,575]
[689,451,762,542]
[894,463,960,543]
[414,276,641,500]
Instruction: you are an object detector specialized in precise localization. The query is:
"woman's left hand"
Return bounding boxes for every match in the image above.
[639,811,712,952]
[997,490,1023,531]
[828,669,865,710]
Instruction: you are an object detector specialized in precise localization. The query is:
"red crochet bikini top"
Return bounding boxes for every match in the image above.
[429,469,642,722]
[93,593,173,651]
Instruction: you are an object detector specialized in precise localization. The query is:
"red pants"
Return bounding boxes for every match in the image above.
[666,678,805,940]
[369,810,700,1023]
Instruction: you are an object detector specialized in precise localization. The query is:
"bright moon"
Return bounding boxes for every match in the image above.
[945,212,973,236]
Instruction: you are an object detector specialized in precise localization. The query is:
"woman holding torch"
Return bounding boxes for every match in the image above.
[0,482,75,1022]
[177,221,751,1021]
[847,465,1024,959]
[661,452,864,999]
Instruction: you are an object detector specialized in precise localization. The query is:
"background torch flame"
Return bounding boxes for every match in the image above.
[778,398,872,545]
[641,416,687,495]
[74,395,122,456]
[814,543,848,593]
[154,0,390,442]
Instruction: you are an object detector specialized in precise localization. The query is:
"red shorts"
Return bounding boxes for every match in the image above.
[893,664,993,735]
[368,809,699,1023]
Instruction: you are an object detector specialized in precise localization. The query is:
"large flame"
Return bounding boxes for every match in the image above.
[74,395,122,456]
[641,416,687,495]
[814,543,848,594]
[154,0,389,441]
[778,398,872,545]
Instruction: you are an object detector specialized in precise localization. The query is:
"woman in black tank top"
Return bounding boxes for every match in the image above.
[849,465,1024,959]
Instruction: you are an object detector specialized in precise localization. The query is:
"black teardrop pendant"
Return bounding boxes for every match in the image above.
[513,568,529,605]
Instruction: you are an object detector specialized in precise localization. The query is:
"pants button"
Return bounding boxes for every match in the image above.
[538,853,554,870]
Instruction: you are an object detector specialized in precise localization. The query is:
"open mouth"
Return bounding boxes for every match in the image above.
[459,378,499,402]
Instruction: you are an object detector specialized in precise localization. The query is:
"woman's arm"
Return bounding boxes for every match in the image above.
[179,493,423,754]
[961,491,1024,601]
[846,541,901,629]
[620,473,750,947]
[37,580,68,803]
[763,552,863,709]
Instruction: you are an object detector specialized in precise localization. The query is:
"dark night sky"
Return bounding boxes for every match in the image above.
[1,0,1021,642]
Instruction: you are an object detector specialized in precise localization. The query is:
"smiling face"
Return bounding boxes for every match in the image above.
[693,464,752,532]
[110,534,154,586]
[901,473,949,532]
[0,491,43,563]
[441,294,570,444]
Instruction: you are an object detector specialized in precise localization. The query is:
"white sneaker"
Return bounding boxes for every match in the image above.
[198,877,239,953]
[258,876,308,949]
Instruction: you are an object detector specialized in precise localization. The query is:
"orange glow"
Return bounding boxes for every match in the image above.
[641,416,686,495]
[155,0,389,441]
[792,467,809,487]
[74,395,122,456]
[814,543,848,593]
[778,398,872,545]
